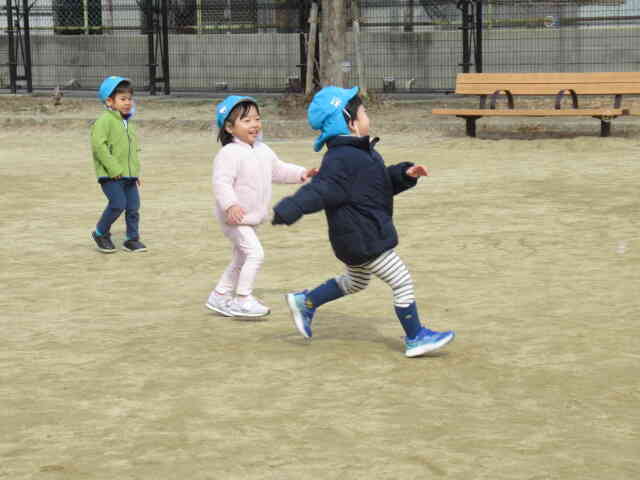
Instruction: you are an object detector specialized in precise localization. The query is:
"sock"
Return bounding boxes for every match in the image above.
[95,228,103,236]
[394,302,422,339]
[306,278,344,309]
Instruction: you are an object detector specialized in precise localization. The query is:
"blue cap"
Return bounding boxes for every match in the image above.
[98,76,130,102]
[215,95,258,129]
[308,86,359,152]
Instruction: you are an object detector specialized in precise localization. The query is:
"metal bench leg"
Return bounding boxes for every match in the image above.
[600,119,611,137]
[464,116,478,137]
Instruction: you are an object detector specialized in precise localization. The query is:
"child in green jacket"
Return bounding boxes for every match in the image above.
[91,76,146,253]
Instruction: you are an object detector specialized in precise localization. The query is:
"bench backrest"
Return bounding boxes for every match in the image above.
[455,72,640,95]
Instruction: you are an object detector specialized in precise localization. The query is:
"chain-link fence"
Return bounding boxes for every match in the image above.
[0,0,307,92]
[482,0,640,74]
[0,16,8,90]
[2,1,640,94]
[1,0,148,91]
[164,0,303,91]
[352,0,461,92]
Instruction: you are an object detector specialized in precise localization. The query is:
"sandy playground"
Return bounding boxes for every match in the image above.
[0,93,638,479]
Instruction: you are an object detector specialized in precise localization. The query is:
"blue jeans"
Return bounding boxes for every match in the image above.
[96,178,140,240]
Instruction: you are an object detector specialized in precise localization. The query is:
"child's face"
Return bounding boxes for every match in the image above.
[106,92,133,117]
[226,105,261,145]
[349,105,370,137]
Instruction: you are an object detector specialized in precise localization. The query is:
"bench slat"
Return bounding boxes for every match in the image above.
[457,84,640,95]
[455,72,640,95]
[432,108,627,116]
[457,72,640,83]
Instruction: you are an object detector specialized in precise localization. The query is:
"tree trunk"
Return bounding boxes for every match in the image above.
[320,0,346,87]
[305,2,319,95]
[352,0,366,96]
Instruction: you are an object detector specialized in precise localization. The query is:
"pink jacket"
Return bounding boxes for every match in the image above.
[212,137,306,225]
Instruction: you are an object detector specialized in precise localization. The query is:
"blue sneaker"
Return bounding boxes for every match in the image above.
[286,290,315,339]
[405,327,455,357]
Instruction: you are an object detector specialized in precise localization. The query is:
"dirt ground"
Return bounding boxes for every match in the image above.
[1,93,639,480]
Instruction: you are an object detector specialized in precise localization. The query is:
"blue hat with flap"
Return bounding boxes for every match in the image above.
[98,76,130,102]
[215,95,258,129]
[308,86,359,152]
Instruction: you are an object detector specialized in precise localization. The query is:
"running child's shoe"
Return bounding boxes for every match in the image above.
[92,231,116,253]
[405,327,455,357]
[122,239,147,252]
[205,292,233,317]
[286,290,315,339]
[228,296,270,317]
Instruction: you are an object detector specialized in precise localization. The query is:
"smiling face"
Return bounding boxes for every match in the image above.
[106,91,133,117]
[225,104,261,145]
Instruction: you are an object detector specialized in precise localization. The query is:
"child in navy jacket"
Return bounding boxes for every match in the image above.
[272,86,455,357]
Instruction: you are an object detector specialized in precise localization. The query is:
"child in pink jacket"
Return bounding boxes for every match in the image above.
[206,96,318,317]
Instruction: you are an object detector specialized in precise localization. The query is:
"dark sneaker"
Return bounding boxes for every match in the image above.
[122,239,147,253]
[92,231,116,253]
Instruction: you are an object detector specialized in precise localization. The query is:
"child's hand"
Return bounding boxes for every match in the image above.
[226,205,245,225]
[406,165,429,178]
[271,211,286,226]
[137,178,143,188]
[301,167,320,182]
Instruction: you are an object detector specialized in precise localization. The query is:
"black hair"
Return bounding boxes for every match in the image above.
[217,100,260,146]
[342,94,363,127]
[110,80,133,99]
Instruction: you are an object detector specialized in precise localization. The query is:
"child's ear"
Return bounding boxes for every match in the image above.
[224,123,233,134]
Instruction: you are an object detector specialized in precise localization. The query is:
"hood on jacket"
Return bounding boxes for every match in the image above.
[215,95,258,129]
[308,86,359,152]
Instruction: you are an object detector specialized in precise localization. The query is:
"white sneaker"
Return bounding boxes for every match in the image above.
[228,296,270,317]
[205,292,233,317]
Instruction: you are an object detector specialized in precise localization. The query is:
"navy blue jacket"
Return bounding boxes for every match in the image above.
[273,135,417,265]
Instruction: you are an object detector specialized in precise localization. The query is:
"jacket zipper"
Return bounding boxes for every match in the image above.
[124,119,131,176]
[253,148,267,213]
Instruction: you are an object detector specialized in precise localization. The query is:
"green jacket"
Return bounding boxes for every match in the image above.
[91,109,140,179]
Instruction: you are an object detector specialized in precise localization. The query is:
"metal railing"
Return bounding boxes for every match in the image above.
[2,1,640,94]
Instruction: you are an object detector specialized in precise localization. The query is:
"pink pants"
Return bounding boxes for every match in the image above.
[214,224,264,296]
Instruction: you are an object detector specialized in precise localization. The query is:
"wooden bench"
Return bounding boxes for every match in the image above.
[432,72,638,137]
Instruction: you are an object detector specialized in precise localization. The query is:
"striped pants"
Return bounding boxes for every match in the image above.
[335,250,415,308]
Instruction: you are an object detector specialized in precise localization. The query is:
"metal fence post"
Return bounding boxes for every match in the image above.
[6,0,18,93]
[144,0,157,95]
[145,0,169,95]
[21,0,32,92]
[458,0,472,73]
[161,0,169,94]
[474,0,482,73]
